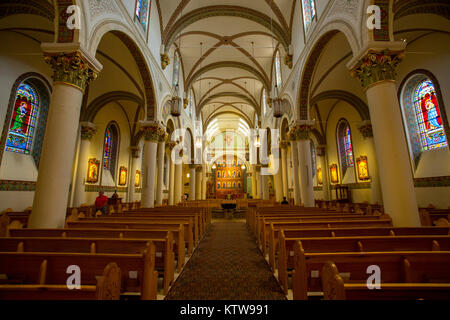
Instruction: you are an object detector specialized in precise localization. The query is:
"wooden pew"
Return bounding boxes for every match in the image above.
[8,227,186,274]
[290,244,450,300]
[0,234,175,295]
[66,220,194,255]
[0,262,121,300]
[260,218,393,257]
[269,226,450,271]
[420,209,450,227]
[0,245,158,300]
[321,261,450,300]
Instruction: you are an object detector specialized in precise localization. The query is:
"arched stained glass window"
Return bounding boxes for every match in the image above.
[302,0,316,33]
[310,140,316,178]
[262,89,267,115]
[6,83,40,154]
[275,51,282,90]
[413,79,447,150]
[173,52,180,88]
[136,0,150,31]
[103,123,119,179]
[337,120,354,177]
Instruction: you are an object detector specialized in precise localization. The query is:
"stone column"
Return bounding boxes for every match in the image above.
[155,134,167,206]
[280,140,289,199]
[350,49,419,227]
[72,122,96,207]
[128,146,141,203]
[140,121,165,208]
[261,165,269,200]
[189,164,196,201]
[174,148,183,205]
[255,165,262,199]
[201,165,207,200]
[288,134,301,206]
[294,121,315,208]
[251,165,257,199]
[166,141,177,205]
[29,50,100,228]
[195,165,202,200]
[316,145,330,201]
[358,121,383,205]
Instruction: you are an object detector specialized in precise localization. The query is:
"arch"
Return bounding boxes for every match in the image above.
[203,110,253,132]
[198,92,260,115]
[280,117,290,140]
[0,0,54,21]
[185,127,194,163]
[393,0,450,21]
[0,72,51,168]
[163,6,290,53]
[310,90,371,120]
[88,24,157,120]
[297,26,359,120]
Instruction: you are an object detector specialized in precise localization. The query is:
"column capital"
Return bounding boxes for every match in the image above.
[195,165,203,172]
[255,164,261,172]
[316,145,327,157]
[189,164,196,169]
[80,122,97,140]
[129,146,141,158]
[350,49,405,90]
[165,141,178,150]
[161,53,170,70]
[280,140,290,149]
[139,121,166,143]
[358,120,374,138]
[287,120,315,141]
[43,47,101,93]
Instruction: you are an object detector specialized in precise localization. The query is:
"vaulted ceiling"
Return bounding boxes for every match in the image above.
[157,0,296,129]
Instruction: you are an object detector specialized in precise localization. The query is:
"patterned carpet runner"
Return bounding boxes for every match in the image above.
[165,222,287,300]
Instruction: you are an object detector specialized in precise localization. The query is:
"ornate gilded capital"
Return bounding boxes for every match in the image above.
[161,53,170,70]
[129,146,141,158]
[189,164,196,169]
[166,141,177,151]
[195,165,203,173]
[140,121,166,143]
[80,122,97,140]
[183,97,189,109]
[358,120,374,138]
[351,50,405,89]
[44,52,98,93]
[255,164,261,172]
[284,54,293,69]
[316,145,327,157]
[280,140,290,149]
[287,121,314,141]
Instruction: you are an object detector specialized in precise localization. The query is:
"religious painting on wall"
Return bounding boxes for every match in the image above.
[330,164,339,184]
[135,170,141,187]
[356,156,370,181]
[87,158,100,183]
[317,168,323,185]
[119,166,127,186]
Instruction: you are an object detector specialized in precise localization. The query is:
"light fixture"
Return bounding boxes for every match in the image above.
[171,85,181,117]
[273,85,283,118]
[187,173,190,178]
[255,137,261,148]
[241,164,246,170]
[212,164,217,170]
[195,137,202,149]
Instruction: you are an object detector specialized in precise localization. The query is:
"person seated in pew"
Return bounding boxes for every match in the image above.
[281,197,289,205]
[95,191,109,216]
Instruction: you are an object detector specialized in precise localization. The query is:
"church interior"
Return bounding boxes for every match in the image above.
[0,0,449,302]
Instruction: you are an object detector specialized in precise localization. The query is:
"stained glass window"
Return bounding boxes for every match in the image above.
[310,140,316,177]
[136,0,150,31]
[413,79,447,150]
[262,89,267,115]
[302,0,316,33]
[103,129,112,170]
[275,51,282,89]
[344,126,354,167]
[173,52,180,88]
[6,83,40,154]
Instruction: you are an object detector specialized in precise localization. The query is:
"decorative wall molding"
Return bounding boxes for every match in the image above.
[84,185,128,193]
[0,180,36,191]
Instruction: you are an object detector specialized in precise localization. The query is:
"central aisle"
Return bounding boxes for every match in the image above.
[165,222,287,300]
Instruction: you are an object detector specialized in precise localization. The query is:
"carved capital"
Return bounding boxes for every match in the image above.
[284,54,293,69]
[195,165,203,173]
[280,140,290,149]
[80,122,97,140]
[255,164,262,172]
[161,53,170,70]
[165,141,177,151]
[287,120,315,141]
[358,120,374,138]
[183,97,189,109]
[129,146,141,158]
[316,145,327,157]
[351,50,405,89]
[189,164,196,169]
[44,52,98,93]
[140,121,166,143]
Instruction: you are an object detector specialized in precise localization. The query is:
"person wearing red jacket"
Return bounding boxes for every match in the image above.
[95,191,109,216]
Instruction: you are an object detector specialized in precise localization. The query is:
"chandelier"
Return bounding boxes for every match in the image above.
[171,85,181,117]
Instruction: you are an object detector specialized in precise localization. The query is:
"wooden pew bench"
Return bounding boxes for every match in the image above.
[0,246,158,300]
[269,226,450,272]
[321,262,450,300]
[290,246,450,300]
[0,234,175,295]
[0,262,120,300]
[66,220,194,255]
